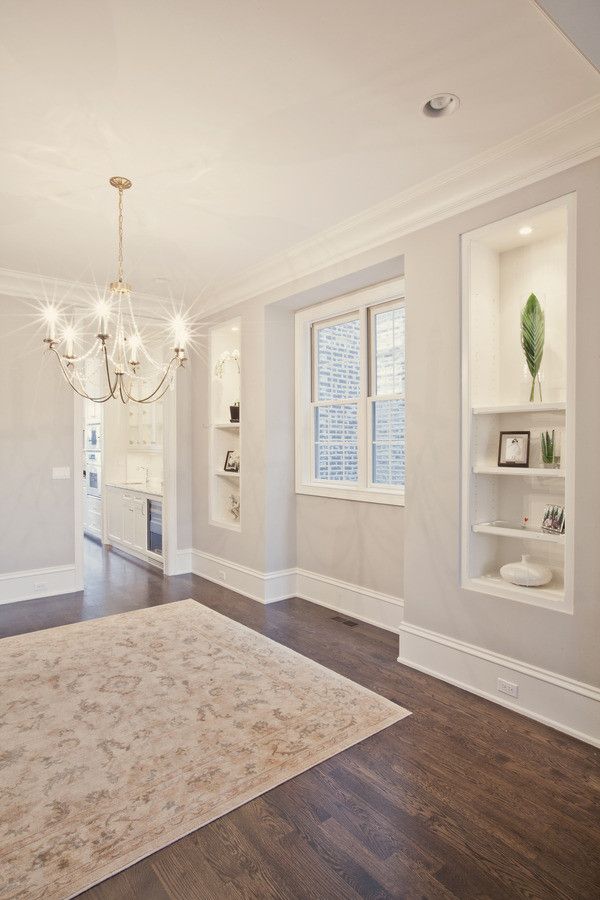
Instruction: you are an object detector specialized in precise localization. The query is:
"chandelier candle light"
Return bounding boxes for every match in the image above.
[42,177,189,404]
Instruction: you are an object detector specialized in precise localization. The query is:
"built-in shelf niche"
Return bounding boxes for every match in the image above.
[461,195,574,612]
[209,318,241,531]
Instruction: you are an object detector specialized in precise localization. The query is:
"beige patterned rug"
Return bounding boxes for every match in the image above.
[0,599,409,899]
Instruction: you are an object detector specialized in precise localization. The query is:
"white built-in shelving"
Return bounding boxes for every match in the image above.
[209,318,241,531]
[461,195,574,612]
[472,523,565,545]
[472,466,565,478]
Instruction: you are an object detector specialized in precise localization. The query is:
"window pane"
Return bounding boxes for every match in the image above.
[372,399,405,486]
[374,306,405,396]
[316,317,360,401]
[314,404,358,482]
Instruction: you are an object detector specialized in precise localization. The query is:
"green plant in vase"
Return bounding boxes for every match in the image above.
[541,428,559,468]
[520,292,545,402]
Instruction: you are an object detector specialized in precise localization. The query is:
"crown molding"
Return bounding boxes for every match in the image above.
[201,94,600,315]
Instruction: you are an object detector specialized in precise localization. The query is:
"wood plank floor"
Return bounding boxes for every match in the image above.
[2,539,599,899]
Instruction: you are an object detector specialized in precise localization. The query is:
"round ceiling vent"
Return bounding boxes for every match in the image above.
[421,94,460,118]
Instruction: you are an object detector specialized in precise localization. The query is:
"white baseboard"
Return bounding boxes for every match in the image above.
[0,564,81,605]
[190,549,295,604]
[188,548,403,630]
[296,569,403,633]
[398,621,600,748]
[173,548,193,576]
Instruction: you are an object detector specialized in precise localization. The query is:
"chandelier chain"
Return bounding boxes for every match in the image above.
[117,186,124,284]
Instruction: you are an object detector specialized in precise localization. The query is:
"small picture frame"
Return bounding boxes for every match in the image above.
[224,449,240,473]
[497,431,530,468]
[541,504,565,535]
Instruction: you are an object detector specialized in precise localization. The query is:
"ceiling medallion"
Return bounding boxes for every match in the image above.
[42,177,189,404]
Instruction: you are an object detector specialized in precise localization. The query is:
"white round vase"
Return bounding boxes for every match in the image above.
[500,554,552,587]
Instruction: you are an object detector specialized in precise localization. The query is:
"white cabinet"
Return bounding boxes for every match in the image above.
[83,494,102,538]
[128,391,163,451]
[107,486,124,543]
[106,486,156,562]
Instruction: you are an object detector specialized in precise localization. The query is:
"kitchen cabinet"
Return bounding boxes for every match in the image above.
[105,485,162,567]
[128,388,163,451]
[84,494,102,539]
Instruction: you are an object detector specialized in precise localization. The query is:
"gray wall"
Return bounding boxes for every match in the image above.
[401,157,600,686]
[0,295,75,573]
[296,495,404,596]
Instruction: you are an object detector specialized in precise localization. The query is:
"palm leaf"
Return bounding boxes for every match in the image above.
[520,293,545,401]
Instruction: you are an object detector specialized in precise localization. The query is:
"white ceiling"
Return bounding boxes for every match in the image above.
[1,0,599,304]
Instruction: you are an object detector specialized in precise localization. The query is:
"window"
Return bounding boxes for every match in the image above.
[295,279,405,505]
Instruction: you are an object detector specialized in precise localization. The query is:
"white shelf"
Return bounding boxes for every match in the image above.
[473,466,564,478]
[472,523,565,545]
[468,574,565,607]
[472,402,566,415]
[215,470,240,479]
[461,195,573,612]
[214,423,240,430]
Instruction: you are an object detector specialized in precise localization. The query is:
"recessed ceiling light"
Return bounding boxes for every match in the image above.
[519,226,533,236]
[231,325,239,332]
[421,93,460,118]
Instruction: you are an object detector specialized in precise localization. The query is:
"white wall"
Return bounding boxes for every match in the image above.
[0,295,75,582]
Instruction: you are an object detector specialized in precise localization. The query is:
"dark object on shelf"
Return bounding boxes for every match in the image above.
[229,403,240,423]
[224,449,240,473]
[497,430,530,468]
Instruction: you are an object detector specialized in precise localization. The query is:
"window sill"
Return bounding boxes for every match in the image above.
[296,483,405,507]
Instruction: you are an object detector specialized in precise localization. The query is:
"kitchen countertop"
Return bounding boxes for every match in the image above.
[105,481,163,499]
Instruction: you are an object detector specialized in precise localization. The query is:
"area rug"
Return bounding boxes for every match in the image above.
[0,598,409,898]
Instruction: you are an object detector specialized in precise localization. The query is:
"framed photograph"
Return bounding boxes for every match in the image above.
[541,504,565,535]
[224,449,240,472]
[497,431,530,468]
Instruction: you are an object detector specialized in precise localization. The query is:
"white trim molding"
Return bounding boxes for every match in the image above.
[188,549,403,631]
[190,549,296,605]
[398,621,600,748]
[0,564,80,606]
[296,569,403,633]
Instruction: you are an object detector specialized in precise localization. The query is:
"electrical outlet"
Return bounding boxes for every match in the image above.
[218,570,226,581]
[497,677,519,699]
[33,582,47,592]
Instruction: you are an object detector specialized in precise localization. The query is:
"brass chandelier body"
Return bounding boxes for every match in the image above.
[43,177,187,404]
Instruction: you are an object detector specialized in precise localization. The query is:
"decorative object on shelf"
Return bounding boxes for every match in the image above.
[229,402,240,423]
[214,349,240,378]
[228,494,240,520]
[497,431,530,468]
[541,504,565,535]
[500,554,552,587]
[541,428,560,468]
[520,292,545,402]
[224,449,240,473]
[41,177,189,404]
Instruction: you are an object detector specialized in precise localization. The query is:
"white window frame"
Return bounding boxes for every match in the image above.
[295,278,405,506]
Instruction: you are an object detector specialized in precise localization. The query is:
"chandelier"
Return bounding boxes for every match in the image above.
[42,176,189,404]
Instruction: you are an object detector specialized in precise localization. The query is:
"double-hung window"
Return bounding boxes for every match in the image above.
[295,279,405,505]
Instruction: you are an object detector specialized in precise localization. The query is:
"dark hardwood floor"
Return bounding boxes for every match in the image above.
[2,538,599,899]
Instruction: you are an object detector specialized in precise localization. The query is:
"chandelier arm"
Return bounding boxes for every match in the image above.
[48,345,118,403]
[102,342,120,399]
[119,356,180,404]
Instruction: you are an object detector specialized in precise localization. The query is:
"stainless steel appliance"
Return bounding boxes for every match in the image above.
[84,450,102,497]
[84,423,101,451]
[147,498,162,555]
